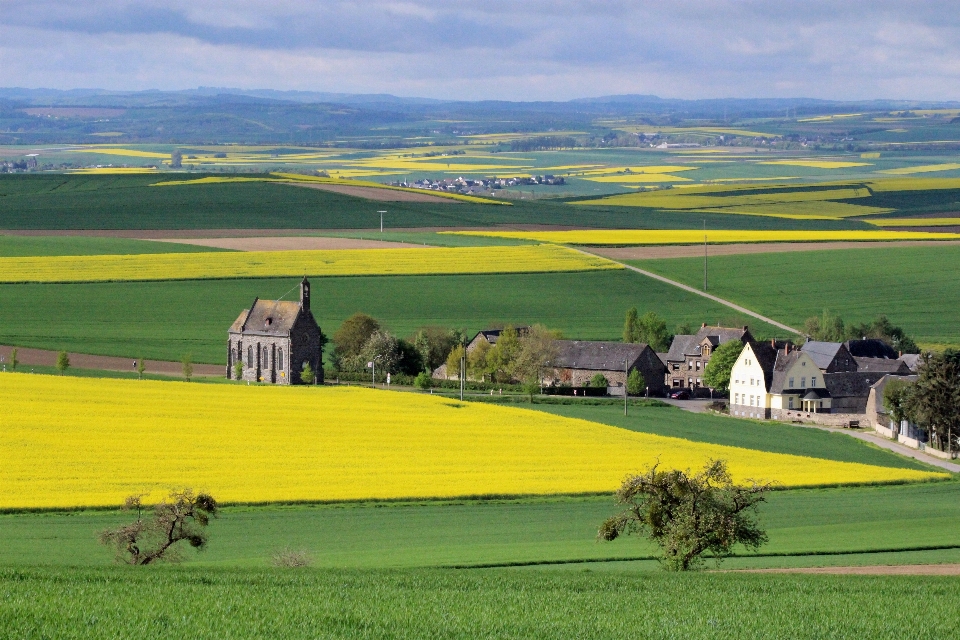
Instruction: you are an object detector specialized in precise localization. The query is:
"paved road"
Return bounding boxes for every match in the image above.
[0,345,223,378]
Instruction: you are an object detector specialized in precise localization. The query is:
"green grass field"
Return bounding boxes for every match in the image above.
[4,566,958,639]
[2,482,959,569]
[525,403,932,470]
[0,235,226,257]
[0,174,867,230]
[0,270,784,363]
[632,245,960,344]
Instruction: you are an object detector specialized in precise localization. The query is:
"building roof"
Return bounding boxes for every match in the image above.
[899,353,921,372]
[231,299,302,337]
[748,342,781,391]
[665,325,750,362]
[800,341,845,370]
[854,357,911,375]
[844,339,899,359]
[553,340,650,371]
[470,326,529,346]
[769,349,822,394]
[823,371,888,399]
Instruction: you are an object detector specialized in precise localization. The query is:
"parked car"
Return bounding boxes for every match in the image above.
[669,389,691,400]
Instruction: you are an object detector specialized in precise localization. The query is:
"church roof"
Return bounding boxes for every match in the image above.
[231,298,302,337]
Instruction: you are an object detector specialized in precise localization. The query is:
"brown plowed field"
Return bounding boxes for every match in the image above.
[589,240,960,260]
[0,345,222,377]
[737,563,960,575]
[287,182,460,202]
[148,236,431,251]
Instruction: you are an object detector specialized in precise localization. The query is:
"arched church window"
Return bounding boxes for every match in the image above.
[278,349,284,370]
[247,346,253,367]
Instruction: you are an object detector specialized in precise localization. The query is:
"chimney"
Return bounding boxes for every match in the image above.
[771,338,775,348]
[786,343,791,353]
[300,276,311,312]
[743,326,748,331]
[701,323,707,328]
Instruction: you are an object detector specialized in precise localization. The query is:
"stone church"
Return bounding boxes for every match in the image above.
[227,277,323,384]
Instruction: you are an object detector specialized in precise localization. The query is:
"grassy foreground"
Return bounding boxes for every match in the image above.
[2,567,959,639]
[0,270,781,364]
[3,482,959,568]
[633,245,960,344]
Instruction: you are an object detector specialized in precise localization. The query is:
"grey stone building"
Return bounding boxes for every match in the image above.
[544,340,668,396]
[227,277,323,385]
[664,324,754,391]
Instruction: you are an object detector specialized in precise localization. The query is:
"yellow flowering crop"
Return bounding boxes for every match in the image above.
[758,160,873,169]
[879,163,960,175]
[444,229,960,246]
[69,148,171,159]
[0,374,942,509]
[0,244,620,284]
[868,218,960,227]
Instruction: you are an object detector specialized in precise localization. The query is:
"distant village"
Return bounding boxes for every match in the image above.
[389,174,565,195]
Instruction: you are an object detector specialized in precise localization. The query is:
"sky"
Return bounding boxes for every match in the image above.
[2,0,959,101]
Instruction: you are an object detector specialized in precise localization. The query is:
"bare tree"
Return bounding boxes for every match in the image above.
[99,490,219,565]
[599,460,770,571]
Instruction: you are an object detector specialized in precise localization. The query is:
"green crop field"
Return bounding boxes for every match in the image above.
[0,174,866,230]
[0,270,784,363]
[525,403,932,471]
[631,245,960,345]
[0,235,226,257]
[2,482,959,569]
[4,567,959,639]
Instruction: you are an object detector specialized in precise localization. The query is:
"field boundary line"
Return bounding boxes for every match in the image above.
[574,247,802,336]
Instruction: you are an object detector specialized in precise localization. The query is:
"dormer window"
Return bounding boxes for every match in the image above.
[265,318,273,327]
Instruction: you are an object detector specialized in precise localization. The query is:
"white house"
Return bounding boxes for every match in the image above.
[729,342,777,419]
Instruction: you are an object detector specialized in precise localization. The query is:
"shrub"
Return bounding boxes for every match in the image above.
[414,372,433,391]
[589,373,609,388]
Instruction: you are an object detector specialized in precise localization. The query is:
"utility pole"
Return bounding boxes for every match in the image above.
[703,220,708,292]
[378,210,387,233]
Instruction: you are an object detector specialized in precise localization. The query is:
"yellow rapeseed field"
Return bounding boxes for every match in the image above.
[759,160,873,169]
[0,374,942,509]
[0,244,620,283]
[879,163,960,175]
[444,229,960,245]
[70,148,171,159]
[868,218,960,227]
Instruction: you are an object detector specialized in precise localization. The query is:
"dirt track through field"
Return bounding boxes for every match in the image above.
[0,345,222,377]
[589,240,960,260]
[287,182,460,203]
[738,564,960,575]
[147,237,431,251]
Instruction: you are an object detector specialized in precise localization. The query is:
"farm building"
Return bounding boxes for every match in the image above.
[664,324,754,392]
[227,277,323,385]
[543,340,667,396]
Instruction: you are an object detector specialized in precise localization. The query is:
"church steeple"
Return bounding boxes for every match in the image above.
[300,276,311,311]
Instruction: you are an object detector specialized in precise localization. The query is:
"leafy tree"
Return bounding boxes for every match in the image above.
[181,353,193,381]
[882,378,914,427]
[137,357,146,380]
[626,369,645,396]
[395,338,423,376]
[522,378,540,403]
[589,373,609,388]
[630,311,671,352]
[674,323,694,337]
[904,350,960,452]
[332,313,381,371]
[300,361,316,384]
[467,338,492,381]
[847,315,920,354]
[98,490,219,565]
[623,307,640,343]
[414,371,433,391]
[412,327,458,372]
[598,460,770,571]
[512,324,561,384]
[232,360,243,381]
[9,347,18,371]
[362,330,400,376]
[56,350,70,375]
[170,149,183,169]
[702,340,744,393]
[804,309,846,342]
[486,326,522,382]
[445,345,465,380]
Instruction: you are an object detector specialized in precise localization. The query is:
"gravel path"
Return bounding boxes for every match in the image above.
[0,345,223,378]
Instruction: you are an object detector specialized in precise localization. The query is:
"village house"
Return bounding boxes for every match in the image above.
[544,340,667,396]
[664,324,753,392]
[227,277,323,385]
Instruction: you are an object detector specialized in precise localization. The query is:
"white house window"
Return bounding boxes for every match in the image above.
[801,377,806,388]
[750,395,755,406]
[734,393,739,404]
[811,376,817,387]
[789,377,794,388]
[788,396,794,408]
